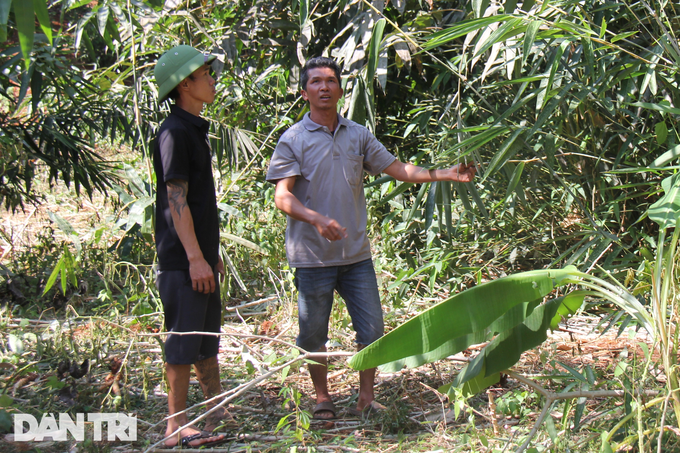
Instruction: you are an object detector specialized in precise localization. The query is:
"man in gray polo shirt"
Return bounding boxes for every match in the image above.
[266,57,476,419]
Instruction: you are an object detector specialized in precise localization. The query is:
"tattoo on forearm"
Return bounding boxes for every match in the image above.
[167,180,188,219]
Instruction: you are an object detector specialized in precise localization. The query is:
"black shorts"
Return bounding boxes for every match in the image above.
[156,267,222,365]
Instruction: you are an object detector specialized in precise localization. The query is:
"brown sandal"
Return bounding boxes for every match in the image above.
[313,401,337,420]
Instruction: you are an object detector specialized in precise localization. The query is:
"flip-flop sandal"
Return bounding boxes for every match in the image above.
[348,401,387,418]
[179,432,227,448]
[313,401,337,420]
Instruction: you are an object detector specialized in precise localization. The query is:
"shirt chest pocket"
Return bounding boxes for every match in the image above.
[343,153,364,188]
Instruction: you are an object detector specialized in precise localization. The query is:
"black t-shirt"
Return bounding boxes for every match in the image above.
[153,105,219,270]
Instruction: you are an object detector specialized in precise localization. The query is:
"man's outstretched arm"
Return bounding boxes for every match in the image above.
[274,176,348,241]
[167,179,215,294]
[383,161,476,183]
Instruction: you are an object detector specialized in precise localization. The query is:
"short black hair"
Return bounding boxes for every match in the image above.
[166,73,195,102]
[300,57,341,91]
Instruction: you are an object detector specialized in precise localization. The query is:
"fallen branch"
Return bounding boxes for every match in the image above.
[224,295,277,311]
[506,370,662,453]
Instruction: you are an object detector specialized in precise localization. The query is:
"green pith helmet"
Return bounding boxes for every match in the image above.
[154,45,216,102]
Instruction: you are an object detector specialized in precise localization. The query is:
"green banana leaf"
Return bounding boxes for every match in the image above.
[378,298,542,372]
[453,292,586,395]
[349,267,578,371]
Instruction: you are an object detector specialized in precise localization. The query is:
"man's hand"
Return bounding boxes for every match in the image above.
[274,177,347,241]
[313,215,348,241]
[448,162,477,183]
[190,257,216,294]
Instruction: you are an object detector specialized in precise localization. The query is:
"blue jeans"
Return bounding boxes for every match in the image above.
[294,259,384,352]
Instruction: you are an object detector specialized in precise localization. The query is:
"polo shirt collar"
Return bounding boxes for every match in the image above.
[171,105,209,133]
[302,112,348,132]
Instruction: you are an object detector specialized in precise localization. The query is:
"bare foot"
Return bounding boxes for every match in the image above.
[164,427,225,447]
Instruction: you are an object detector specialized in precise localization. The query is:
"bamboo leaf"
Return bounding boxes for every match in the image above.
[34,0,52,45]
[423,16,511,50]
[97,5,109,37]
[220,232,268,255]
[454,181,473,213]
[655,122,668,145]
[0,0,11,42]
[425,182,437,230]
[468,183,489,218]
[75,11,95,52]
[529,83,574,138]
[505,161,524,200]
[631,102,680,116]
[222,250,246,292]
[16,62,34,109]
[64,248,77,289]
[365,18,386,85]
[472,0,484,17]
[573,397,585,430]
[521,0,536,12]
[30,66,42,112]
[442,181,453,237]
[42,255,65,296]
[484,129,523,181]
[601,440,614,453]
[47,210,81,255]
[347,77,367,125]
[650,144,680,168]
[299,0,309,26]
[545,40,572,109]
[379,181,413,205]
[545,413,558,443]
[13,0,34,70]
[640,45,662,96]
[505,0,518,13]
[557,361,587,382]
[474,17,525,58]
[442,126,510,158]
[406,182,429,225]
[582,37,594,77]
[522,20,540,66]
[60,264,67,297]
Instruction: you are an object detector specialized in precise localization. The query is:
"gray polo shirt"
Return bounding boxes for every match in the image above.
[266,113,396,268]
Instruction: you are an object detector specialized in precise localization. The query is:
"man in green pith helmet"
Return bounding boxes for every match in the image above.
[152,45,231,448]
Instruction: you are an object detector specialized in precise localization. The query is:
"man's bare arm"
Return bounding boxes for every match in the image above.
[167,179,215,294]
[383,161,476,183]
[273,176,347,241]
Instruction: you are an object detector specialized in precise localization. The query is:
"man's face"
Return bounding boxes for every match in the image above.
[183,64,216,104]
[301,67,343,112]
